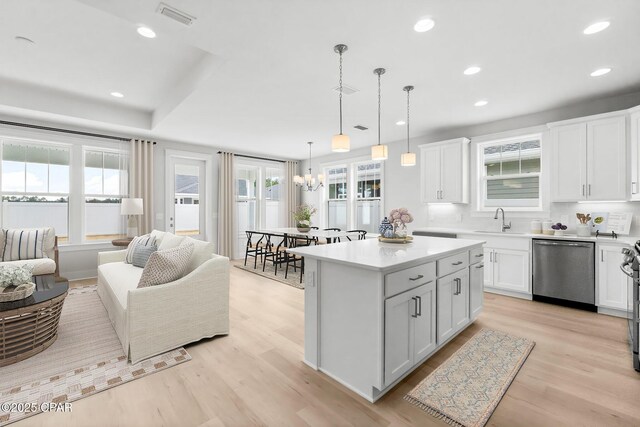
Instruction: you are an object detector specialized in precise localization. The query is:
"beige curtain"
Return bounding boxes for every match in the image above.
[217,152,235,257]
[285,160,298,227]
[129,139,155,235]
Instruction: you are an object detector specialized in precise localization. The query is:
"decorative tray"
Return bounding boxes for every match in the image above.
[377,236,414,244]
[0,282,35,302]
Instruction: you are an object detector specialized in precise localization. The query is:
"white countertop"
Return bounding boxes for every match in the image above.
[413,227,638,246]
[287,235,485,271]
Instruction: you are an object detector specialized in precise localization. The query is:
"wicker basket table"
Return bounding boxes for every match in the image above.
[0,275,68,367]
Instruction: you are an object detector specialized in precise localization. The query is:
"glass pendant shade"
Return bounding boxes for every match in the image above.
[331,134,350,152]
[401,152,416,167]
[371,144,388,161]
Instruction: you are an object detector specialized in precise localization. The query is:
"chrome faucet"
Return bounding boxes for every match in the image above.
[494,208,512,232]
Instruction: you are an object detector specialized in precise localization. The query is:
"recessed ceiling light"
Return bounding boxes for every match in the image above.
[583,21,610,35]
[137,26,156,38]
[474,100,488,107]
[414,18,435,33]
[463,66,481,75]
[396,120,406,126]
[590,68,611,77]
[110,92,124,98]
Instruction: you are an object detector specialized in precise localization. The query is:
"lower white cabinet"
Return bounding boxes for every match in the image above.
[384,281,436,385]
[470,261,484,319]
[597,244,629,311]
[437,269,469,343]
[484,247,530,295]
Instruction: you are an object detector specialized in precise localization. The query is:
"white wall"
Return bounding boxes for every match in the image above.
[303,91,640,236]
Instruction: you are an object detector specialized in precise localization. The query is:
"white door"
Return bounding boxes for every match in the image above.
[420,146,441,203]
[550,123,587,202]
[587,116,627,201]
[597,244,629,310]
[235,164,259,259]
[440,143,462,203]
[167,157,206,240]
[470,262,484,319]
[493,249,530,293]
[384,289,415,385]
[413,282,437,361]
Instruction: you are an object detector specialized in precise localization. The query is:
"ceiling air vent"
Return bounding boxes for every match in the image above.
[333,84,359,95]
[157,3,196,26]
[354,125,368,130]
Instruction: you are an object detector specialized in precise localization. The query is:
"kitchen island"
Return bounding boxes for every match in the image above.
[287,236,485,402]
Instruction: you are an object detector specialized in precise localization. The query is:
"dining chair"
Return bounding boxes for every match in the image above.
[346,230,367,241]
[285,236,313,284]
[323,228,341,243]
[244,231,267,268]
[261,233,287,275]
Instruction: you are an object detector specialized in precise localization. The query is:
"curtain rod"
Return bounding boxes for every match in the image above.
[217,151,287,164]
[0,120,156,144]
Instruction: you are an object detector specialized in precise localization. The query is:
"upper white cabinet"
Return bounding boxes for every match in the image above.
[630,109,640,200]
[419,138,469,204]
[550,114,627,202]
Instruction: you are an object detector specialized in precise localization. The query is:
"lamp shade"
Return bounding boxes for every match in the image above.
[401,152,416,167]
[331,134,350,152]
[121,198,144,215]
[371,144,388,161]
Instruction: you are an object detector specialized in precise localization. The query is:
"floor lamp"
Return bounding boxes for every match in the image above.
[121,198,144,238]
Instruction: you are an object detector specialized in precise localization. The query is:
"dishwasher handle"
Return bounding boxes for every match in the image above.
[534,240,593,248]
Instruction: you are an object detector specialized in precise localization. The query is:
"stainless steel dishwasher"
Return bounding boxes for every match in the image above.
[532,239,596,311]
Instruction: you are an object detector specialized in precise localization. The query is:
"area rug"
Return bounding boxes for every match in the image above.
[235,263,304,289]
[405,328,535,427]
[0,285,191,426]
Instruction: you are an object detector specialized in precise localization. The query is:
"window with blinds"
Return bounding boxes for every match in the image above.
[84,148,129,241]
[480,136,541,208]
[1,142,71,241]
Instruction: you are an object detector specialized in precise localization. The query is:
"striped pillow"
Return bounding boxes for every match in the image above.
[1,228,49,261]
[131,244,157,268]
[125,234,156,264]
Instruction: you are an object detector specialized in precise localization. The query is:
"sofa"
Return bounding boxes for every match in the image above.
[97,230,229,363]
[0,227,59,277]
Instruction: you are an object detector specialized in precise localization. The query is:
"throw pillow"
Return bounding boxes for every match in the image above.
[1,228,49,261]
[180,237,214,274]
[157,232,185,251]
[125,234,156,264]
[137,243,194,288]
[131,244,157,268]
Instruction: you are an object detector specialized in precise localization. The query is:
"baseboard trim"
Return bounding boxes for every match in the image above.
[484,287,532,300]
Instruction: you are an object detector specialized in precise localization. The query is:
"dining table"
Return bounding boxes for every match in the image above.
[249,228,361,245]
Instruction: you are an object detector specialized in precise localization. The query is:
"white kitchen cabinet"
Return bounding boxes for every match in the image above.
[483,248,530,295]
[419,138,469,204]
[597,244,629,311]
[630,109,640,200]
[550,114,627,202]
[437,269,469,343]
[470,260,485,319]
[384,282,436,386]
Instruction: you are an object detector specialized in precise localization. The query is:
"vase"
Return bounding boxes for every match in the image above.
[296,226,310,232]
[576,224,591,237]
[379,217,393,236]
[393,222,408,238]
[554,230,565,236]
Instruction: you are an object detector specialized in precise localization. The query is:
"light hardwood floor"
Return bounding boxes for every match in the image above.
[20,263,640,427]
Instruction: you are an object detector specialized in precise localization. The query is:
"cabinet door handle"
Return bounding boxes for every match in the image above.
[601,250,604,262]
[409,274,424,281]
[494,252,498,263]
[489,251,493,262]
[416,296,422,316]
[633,182,638,194]
[475,263,484,269]
[411,297,418,318]
[452,261,463,266]
[582,184,585,196]
[440,190,444,200]
[588,184,592,196]
[474,253,484,258]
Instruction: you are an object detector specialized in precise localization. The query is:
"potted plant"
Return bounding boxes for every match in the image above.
[292,204,317,232]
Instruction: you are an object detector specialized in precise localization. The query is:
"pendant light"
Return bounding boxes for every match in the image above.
[371,68,388,161]
[331,44,350,152]
[401,85,416,167]
[294,142,325,191]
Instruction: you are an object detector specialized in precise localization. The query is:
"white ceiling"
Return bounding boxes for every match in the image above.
[0,0,639,159]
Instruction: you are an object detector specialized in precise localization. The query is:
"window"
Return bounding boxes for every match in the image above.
[478,135,541,209]
[323,159,383,233]
[1,142,70,242]
[84,149,128,241]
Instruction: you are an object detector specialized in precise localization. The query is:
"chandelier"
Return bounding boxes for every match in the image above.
[294,142,324,191]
